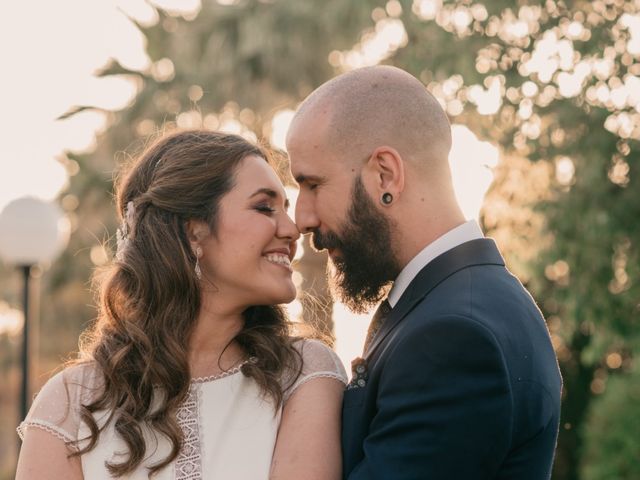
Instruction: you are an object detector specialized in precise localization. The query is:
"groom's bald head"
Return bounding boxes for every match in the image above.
[287,67,465,301]
[288,66,452,176]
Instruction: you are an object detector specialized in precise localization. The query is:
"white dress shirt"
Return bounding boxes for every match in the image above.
[387,220,484,307]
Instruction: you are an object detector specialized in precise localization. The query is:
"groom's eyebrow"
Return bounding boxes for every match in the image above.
[294,174,325,186]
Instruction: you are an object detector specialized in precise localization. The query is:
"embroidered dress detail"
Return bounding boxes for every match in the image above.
[175,385,203,480]
[17,419,76,445]
[288,372,348,396]
[190,358,252,384]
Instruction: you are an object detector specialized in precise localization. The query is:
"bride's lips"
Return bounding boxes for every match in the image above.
[263,247,293,260]
[262,248,293,272]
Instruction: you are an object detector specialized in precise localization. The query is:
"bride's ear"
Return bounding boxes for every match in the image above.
[185,220,210,254]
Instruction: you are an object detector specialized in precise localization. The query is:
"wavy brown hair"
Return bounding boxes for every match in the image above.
[71,130,302,477]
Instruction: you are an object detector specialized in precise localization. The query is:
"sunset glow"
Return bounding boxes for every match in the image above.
[0,0,199,212]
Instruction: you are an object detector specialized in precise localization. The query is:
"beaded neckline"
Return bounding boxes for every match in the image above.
[190,357,254,384]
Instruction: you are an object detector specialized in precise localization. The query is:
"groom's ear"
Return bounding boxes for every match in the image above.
[364,146,405,200]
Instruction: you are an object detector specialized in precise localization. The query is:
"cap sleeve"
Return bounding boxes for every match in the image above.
[17,363,102,448]
[284,339,348,403]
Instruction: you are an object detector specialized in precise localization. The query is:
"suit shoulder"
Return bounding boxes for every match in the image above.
[385,314,507,371]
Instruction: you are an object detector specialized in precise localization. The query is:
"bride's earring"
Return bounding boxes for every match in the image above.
[195,246,202,279]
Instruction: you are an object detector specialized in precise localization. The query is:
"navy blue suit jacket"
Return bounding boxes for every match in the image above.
[342,239,562,479]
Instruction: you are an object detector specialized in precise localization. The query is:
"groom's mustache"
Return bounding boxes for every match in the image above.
[310,229,343,253]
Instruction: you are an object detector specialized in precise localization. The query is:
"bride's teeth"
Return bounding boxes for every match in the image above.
[265,254,291,267]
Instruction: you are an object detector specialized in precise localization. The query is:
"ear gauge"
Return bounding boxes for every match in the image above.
[381,192,393,206]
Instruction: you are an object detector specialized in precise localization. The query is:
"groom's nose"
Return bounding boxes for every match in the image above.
[294,191,320,234]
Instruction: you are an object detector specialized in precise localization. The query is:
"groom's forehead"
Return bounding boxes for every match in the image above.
[288,141,331,171]
[289,146,345,179]
[287,106,333,148]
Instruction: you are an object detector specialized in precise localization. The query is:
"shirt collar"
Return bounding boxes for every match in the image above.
[387,220,484,307]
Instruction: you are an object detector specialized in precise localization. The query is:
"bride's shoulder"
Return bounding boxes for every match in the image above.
[282,338,348,401]
[18,361,104,443]
[290,338,341,371]
[36,361,104,407]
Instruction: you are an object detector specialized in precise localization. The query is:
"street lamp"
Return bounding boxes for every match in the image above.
[0,196,70,423]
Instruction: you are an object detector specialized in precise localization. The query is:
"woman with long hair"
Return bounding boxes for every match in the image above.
[16,130,346,479]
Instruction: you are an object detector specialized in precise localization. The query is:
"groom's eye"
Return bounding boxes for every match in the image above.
[295,174,325,192]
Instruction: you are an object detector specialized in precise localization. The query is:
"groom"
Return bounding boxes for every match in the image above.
[287,66,562,479]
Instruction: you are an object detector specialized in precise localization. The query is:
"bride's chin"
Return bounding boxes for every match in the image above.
[254,284,297,306]
[279,284,297,304]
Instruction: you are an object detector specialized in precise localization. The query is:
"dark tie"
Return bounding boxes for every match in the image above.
[363,299,391,354]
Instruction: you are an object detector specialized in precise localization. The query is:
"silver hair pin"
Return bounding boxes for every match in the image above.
[115,201,135,261]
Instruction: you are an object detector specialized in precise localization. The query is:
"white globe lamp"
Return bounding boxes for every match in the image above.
[0,196,70,422]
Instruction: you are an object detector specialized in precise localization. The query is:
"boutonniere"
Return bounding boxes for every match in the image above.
[347,357,368,390]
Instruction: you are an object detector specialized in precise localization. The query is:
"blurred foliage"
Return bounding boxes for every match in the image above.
[61,0,383,339]
[2,1,639,479]
[384,2,640,479]
[580,366,640,479]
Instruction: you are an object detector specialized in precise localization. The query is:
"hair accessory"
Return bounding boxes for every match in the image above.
[381,192,393,205]
[115,201,135,261]
[195,246,202,279]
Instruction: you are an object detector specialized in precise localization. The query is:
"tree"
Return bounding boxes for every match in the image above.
[388,2,639,478]
[580,365,640,479]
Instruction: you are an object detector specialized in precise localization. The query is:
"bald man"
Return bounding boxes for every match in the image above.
[287,66,562,480]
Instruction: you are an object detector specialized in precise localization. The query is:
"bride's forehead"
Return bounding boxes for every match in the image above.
[232,156,286,196]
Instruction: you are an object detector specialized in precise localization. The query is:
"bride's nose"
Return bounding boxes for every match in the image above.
[277,212,301,242]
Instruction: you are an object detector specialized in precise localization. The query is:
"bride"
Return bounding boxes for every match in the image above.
[16,130,346,479]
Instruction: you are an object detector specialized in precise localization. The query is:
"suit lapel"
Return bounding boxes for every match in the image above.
[364,238,505,360]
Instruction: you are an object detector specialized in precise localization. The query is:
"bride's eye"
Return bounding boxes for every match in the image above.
[254,203,276,215]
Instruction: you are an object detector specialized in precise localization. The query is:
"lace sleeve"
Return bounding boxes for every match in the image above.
[17,363,101,448]
[283,339,348,403]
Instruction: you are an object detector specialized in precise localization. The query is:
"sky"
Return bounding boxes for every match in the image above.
[0,0,199,212]
[0,0,497,212]
[0,0,499,368]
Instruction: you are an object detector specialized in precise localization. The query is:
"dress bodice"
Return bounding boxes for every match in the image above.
[19,339,347,479]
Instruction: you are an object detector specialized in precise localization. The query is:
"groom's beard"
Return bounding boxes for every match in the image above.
[311,176,401,314]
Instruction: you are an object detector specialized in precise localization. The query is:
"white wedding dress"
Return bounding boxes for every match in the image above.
[18,339,347,479]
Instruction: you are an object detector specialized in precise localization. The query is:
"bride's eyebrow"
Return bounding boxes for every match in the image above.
[248,188,290,209]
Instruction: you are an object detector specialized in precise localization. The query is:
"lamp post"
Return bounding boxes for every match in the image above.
[0,197,70,423]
